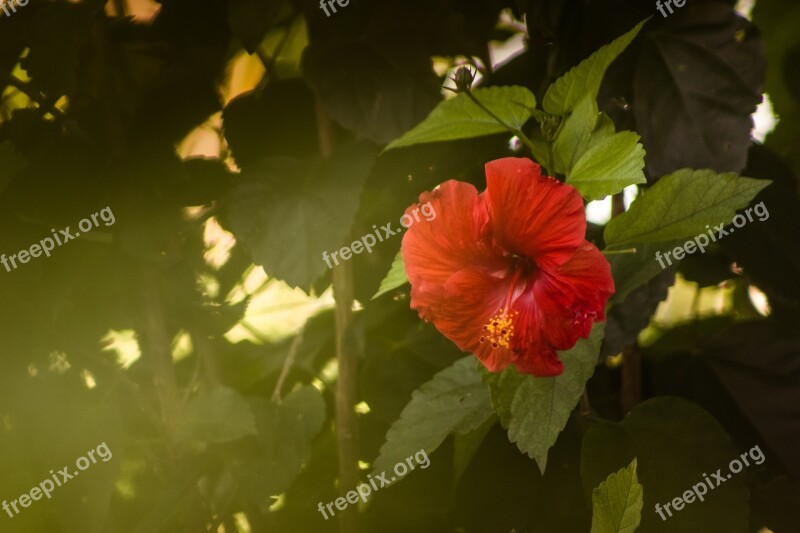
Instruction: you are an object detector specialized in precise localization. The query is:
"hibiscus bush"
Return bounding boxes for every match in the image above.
[0,0,799,532]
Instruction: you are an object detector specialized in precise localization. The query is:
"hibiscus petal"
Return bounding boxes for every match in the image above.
[402,180,503,287]
[484,157,586,270]
[513,343,564,377]
[437,269,515,372]
[534,242,615,349]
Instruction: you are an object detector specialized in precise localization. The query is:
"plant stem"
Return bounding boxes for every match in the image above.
[316,100,359,533]
[138,266,181,445]
[464,90,537,153]
[602,247,637,255]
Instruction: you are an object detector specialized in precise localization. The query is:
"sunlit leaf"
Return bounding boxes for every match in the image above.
[590,459,643,533]
[605,169,770,247]
[386,86,535,150]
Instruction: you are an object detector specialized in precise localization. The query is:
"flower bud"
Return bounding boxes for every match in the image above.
[451,67,475,92]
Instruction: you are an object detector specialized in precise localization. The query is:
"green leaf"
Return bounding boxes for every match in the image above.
[385,86,536,150]
[227,143,375,289]
[178,386,257,444]
[604,169,771,247]
[453,414,497,485]
[235,386,326,501]
[552,94,599,174]
[372,356,494,476]
[543,19,648,115]
[591,459,644,533]
[372,251,408,299]
[483,323,605,473]
[607,241,682,306]
[581,397,749,532]
[567,131,647,201]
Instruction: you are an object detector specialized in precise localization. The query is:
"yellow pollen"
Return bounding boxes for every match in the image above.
[479,308,517,349]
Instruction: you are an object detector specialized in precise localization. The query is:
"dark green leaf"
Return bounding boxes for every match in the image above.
[372,251,407,299]
[372,356,494,476]
[581,397,749,533]
[634,4,765,176]
[226,143,375,289]
[304,40,440,144]
[235,386,326,501]
[178,386,257,444]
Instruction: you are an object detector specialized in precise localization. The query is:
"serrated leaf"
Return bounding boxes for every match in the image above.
[372,251,408,299]
[178,386,257,444]
[227,143,375,289]
[235,386,326,501]
[304,40,440,144]
[604,169,771,247]
[553,93,599,174]
[607,242,682,306]
[483,323,605,473]
[453,414,496,485]
[543,19,648,115]
[581,398,749,532]
[634,5,765,176]
[372,356,494,476]
[567,131,646,201]
[385,86,535,150]
[591,459,643,533]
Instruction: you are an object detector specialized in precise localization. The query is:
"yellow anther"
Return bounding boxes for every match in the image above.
[479,308,517,349]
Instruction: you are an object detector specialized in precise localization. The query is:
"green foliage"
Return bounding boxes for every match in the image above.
[372,251,408,299]
[372,356,494,476]
[233,386,326,501]
[226,143,375,289]
[552,94,598,174]
[566,131,646,201]
[543,19,648,115]
[590,459,643,533]
[385,86,536,150]
[552,94,645,200]
[483,323,605,473]
[605,169,771,247]
[177,386,257,444]
[581,398,749,532]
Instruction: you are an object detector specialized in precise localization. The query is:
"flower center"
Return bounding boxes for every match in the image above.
[479,260,532,350]
[479,308,518,349]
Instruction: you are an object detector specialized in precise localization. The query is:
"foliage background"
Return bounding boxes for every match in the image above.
[0,0,798,532]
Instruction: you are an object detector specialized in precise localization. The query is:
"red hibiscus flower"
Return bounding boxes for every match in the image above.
[401,157,615,377]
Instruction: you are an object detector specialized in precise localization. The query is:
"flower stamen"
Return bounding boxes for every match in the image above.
[479,308,518,349]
